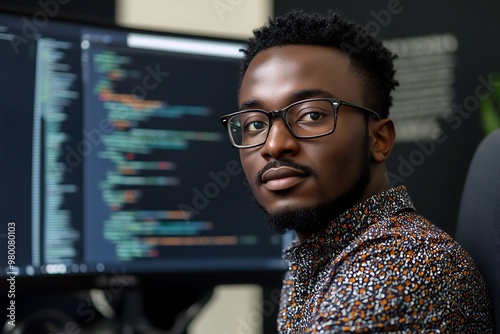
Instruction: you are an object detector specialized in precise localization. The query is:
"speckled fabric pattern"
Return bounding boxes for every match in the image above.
[278,186,494,333]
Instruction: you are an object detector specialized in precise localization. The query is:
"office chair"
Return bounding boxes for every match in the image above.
[455,128,500,332]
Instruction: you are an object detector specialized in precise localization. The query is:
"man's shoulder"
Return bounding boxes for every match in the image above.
[371,210,454,243]
[357,211,477,268]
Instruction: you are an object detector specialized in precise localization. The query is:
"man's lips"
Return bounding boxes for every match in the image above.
[261,166,307,191]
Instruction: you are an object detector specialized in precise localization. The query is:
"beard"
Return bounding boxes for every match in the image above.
[248,130,372,236]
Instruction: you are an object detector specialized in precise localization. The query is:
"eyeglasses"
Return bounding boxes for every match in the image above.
[220,97,381,149]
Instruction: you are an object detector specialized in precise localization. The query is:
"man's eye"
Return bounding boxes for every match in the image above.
[300,112,322,122]
[297,110,326,123]
[245,121,267,132]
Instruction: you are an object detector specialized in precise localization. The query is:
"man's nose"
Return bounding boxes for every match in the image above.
[260,119,299,159]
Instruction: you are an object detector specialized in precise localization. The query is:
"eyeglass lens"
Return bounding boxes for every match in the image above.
[228,99,336,147]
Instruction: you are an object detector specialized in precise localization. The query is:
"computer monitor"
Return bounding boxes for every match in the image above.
[0,9,290,293]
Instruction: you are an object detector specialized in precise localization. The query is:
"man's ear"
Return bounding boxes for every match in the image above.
[370,119,396,163]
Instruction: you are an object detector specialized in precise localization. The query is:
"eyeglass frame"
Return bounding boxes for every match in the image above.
[220,97,382,149]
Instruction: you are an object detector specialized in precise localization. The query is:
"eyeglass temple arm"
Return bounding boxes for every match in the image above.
[338,100,381,120]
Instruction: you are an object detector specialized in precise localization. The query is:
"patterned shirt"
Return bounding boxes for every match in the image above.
[278,186,494,333]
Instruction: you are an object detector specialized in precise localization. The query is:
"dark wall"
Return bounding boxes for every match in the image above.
[0,0,116,24]
[274,0,500,236]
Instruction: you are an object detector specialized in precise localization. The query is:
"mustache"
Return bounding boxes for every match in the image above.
[255,159,314,185]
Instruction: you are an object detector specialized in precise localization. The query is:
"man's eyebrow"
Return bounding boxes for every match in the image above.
[239,89,334,110]
[239,99,260,110]
[292,89,333,100]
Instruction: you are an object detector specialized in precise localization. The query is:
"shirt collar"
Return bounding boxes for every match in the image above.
[283,185,415,278]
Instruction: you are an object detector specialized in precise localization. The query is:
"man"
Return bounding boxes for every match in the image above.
[220,10,494,333]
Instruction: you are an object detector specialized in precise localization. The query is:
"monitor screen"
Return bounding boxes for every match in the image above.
[0,9,290,290]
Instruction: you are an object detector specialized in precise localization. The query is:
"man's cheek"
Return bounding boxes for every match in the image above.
[240,157,256,183]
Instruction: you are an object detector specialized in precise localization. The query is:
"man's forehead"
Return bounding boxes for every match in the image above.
[239,45,362,107]
[241,45,354,88]
[248,44,349,67]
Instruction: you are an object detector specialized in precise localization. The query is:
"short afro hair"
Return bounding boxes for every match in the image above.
[239,10,399,118]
